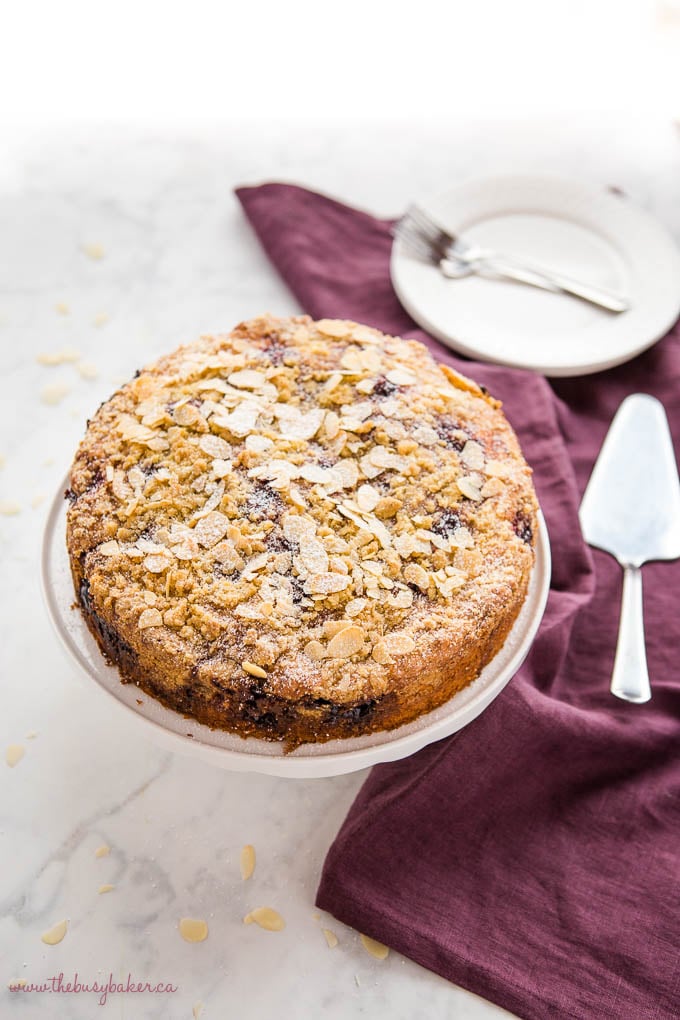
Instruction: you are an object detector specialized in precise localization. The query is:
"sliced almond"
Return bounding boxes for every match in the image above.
[386,367,416,386]
[384,632,416,655]
[98,884,115,894]
[228,369,266,389]
[326,625,365,659]
[345,597,367,617]
[41,920,68,946]
[356,483,379,512]
[240,844,256,881]
[95,844,110,858]
[138,608,163,630]
[360,933,389,960]
[304,639,326,661]
[323,619,353,639]
[194,511,230,549]
[5,744,24,767]
[457,476,483,502]
[317,319,350,338]
[179,918,209,943]
[199,434,231,458]
[243,907,285,931]
[242,661,267,679]
[371,641,393,666]
[304,573,352,595]
[460,439,485,470]
[322,928,338,949]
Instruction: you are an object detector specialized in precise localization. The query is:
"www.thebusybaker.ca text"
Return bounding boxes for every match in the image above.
[8,972,178,1006]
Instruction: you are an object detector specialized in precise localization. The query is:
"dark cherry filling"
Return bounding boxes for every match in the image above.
[372,375,399,398]
[513,511,533,544]
[432,508,461,537]
[78,578,140,677]
[435,416,468,451]
[245,482,283,522]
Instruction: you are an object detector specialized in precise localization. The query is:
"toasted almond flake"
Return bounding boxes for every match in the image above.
[98,884,115,894]
[77,361,98,380]
[323,619,354,639]
[240,844,256,880]
[305,572,352,595]
[242,661,267,679]
[326,625,365,659]
[323,374,345,399]
[214,403,260,438]
[356,377,375,394]
[317,319,350,338]
[457,476,483,502]
[360,933,389,960]
[93,312,109,327]
[322,928,338,948]
[345,597,367,617]
[55,302,70,315]
[41,920,68,946]
[356,483,380,512]
[179,918,209,943]
[404,562,430,591]
[228,369,266,389]
[99,540,120,557]
[194,510,230,549]
[143,553,172,573]
[6,744,24,767]
[243,907,285,931]
[36,346,80,365]
[371,641,393,665]
[388,588,414,609]
[245,434,274,453]
[275,406,324,442]
[138,608,163,630]
[282,512,317,543]
[95,844,110,858]
[386,367,417,386]
[0,500,22,516]
[449,526,474,549]
[481,477,504,498]
[461,439,485,470]
[304,639,326,661]
[41,381,70,405]
[211,458,232,479]
[299,536,329,574]
[8,979,27,989]
[484,459,512,478]
[193,1003,204,1019]
[199,434,231,458]
[83,242,105,260]
[384,633,416,655]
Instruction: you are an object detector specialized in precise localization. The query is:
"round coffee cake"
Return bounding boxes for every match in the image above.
[66,315,538,748]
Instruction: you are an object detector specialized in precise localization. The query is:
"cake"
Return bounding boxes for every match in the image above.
[66,315,538,748]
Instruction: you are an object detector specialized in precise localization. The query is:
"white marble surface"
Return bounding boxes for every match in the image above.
[1,118,679,1020]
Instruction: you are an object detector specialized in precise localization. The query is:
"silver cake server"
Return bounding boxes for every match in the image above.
[579,394,680,703]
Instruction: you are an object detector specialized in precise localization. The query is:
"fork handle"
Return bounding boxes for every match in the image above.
[611,566,651,704]
[480,257,629,313]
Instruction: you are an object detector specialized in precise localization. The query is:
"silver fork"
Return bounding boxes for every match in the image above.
[394,205,630,313]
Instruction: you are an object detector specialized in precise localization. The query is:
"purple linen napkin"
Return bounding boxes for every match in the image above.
[236,183,680,1020]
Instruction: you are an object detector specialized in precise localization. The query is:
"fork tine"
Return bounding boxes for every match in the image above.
[405,205,455,247]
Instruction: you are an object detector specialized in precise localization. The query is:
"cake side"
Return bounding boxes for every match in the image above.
[66,315,537,747]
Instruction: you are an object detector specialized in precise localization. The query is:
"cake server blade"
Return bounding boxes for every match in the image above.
[579,394,680,703]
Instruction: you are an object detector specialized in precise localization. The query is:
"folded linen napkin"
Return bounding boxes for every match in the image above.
[236,183,680,1020]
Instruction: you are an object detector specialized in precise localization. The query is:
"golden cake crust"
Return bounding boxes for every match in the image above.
[66,315,538,747]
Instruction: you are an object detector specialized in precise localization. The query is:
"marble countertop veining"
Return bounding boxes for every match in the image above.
[1,119,678,1020]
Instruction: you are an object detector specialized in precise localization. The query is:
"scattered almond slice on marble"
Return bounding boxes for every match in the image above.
[193,1003,204,1019]
[240,844,256,881]
[31,493,46,508]
[36,346,80,365]
[41,381,70,406]
[8,978,27,989]
[93,312,109,327]
[95,845,110,858]
[0,500,22,516]
[26,731,38,740]
[6,744,24,767]
[322,928,338,949]
[98,884,115,894]
[55,302,70,315]
[179,918,209,943]
[243,907,285,932]
[77,361,98,380]
[360,933,389,960]
[41,920,68,946]
[82,242,105,260]
[0,453,5,468]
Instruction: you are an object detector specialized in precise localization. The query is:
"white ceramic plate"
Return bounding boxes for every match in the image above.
[391,176,680,376]
[42,485,550,778]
